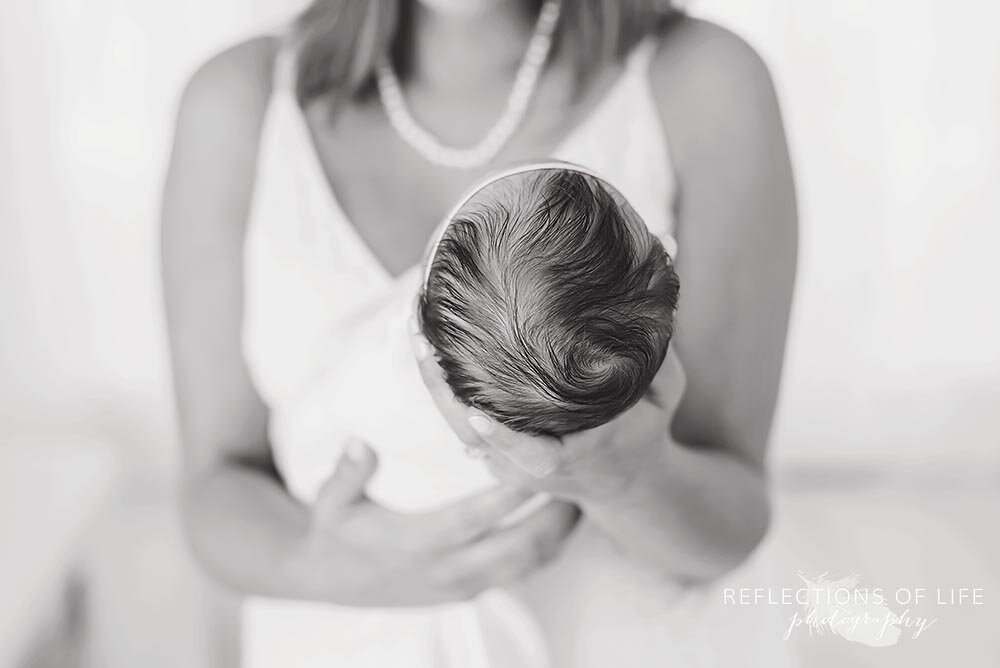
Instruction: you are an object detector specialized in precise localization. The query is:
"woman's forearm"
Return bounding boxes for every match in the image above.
[578,439,771,583]
[182,462,320,600]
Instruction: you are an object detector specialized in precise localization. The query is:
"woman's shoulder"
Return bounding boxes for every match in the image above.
[166,34,283,210]
[646,17,784,167]
[175,35,281,144]
[164,36,283,237]
[649,17,776,103]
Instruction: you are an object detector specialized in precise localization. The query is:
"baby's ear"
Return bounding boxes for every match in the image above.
[642,347,677,410]
[643,384,662,409]
[644,346,686,414]
[409,292,424,329]
[661,234,679,260]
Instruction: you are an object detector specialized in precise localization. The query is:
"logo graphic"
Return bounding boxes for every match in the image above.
[786,571,938,646]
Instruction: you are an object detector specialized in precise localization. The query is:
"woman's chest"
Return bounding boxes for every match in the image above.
[300,73,612,277]
[312,127,482,277]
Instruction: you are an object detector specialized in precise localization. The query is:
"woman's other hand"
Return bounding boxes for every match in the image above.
[289,438,580,606]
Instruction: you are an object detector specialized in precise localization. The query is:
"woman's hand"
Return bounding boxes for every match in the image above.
[411,325,768,580]
[288,439,580,607]
[411,319,687,503]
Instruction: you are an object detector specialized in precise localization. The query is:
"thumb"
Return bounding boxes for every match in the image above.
[314,438,378,519]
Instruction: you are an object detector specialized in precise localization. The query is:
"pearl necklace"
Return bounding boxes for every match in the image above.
[375,0,562,170]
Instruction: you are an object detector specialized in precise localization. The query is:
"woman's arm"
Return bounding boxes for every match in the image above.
[162,36,322,598]
[654,18,798,472]
[584,18,797,578]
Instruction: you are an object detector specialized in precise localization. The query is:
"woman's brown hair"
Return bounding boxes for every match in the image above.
[292,0,681,105]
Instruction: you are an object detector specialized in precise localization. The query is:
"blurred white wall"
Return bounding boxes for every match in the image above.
[1,0,998,477]
[0,0,307,477]
[692,0,1000,466]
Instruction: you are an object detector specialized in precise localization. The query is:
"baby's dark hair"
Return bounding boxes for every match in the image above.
[418,168,679,437]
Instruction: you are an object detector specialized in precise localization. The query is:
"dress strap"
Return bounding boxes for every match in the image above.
[271,26,299,94]
[626,36,661,75]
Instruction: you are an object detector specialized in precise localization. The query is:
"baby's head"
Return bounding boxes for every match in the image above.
[418,164,679,437]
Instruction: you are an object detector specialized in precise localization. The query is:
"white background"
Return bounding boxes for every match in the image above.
[1,1,998,665]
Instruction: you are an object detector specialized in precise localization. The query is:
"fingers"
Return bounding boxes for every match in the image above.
[431,501,581,597]
[407,485,537,550]
[313,438,378,521]
[467,414,561,479]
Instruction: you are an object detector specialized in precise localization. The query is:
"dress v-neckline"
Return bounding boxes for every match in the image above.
[282,44,648,287]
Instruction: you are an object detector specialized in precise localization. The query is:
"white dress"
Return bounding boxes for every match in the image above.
[240,34,786,668]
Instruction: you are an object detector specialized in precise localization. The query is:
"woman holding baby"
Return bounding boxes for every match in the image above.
[162,0,796,665]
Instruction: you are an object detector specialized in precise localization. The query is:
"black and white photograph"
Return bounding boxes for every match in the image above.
[1,0,998,666]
